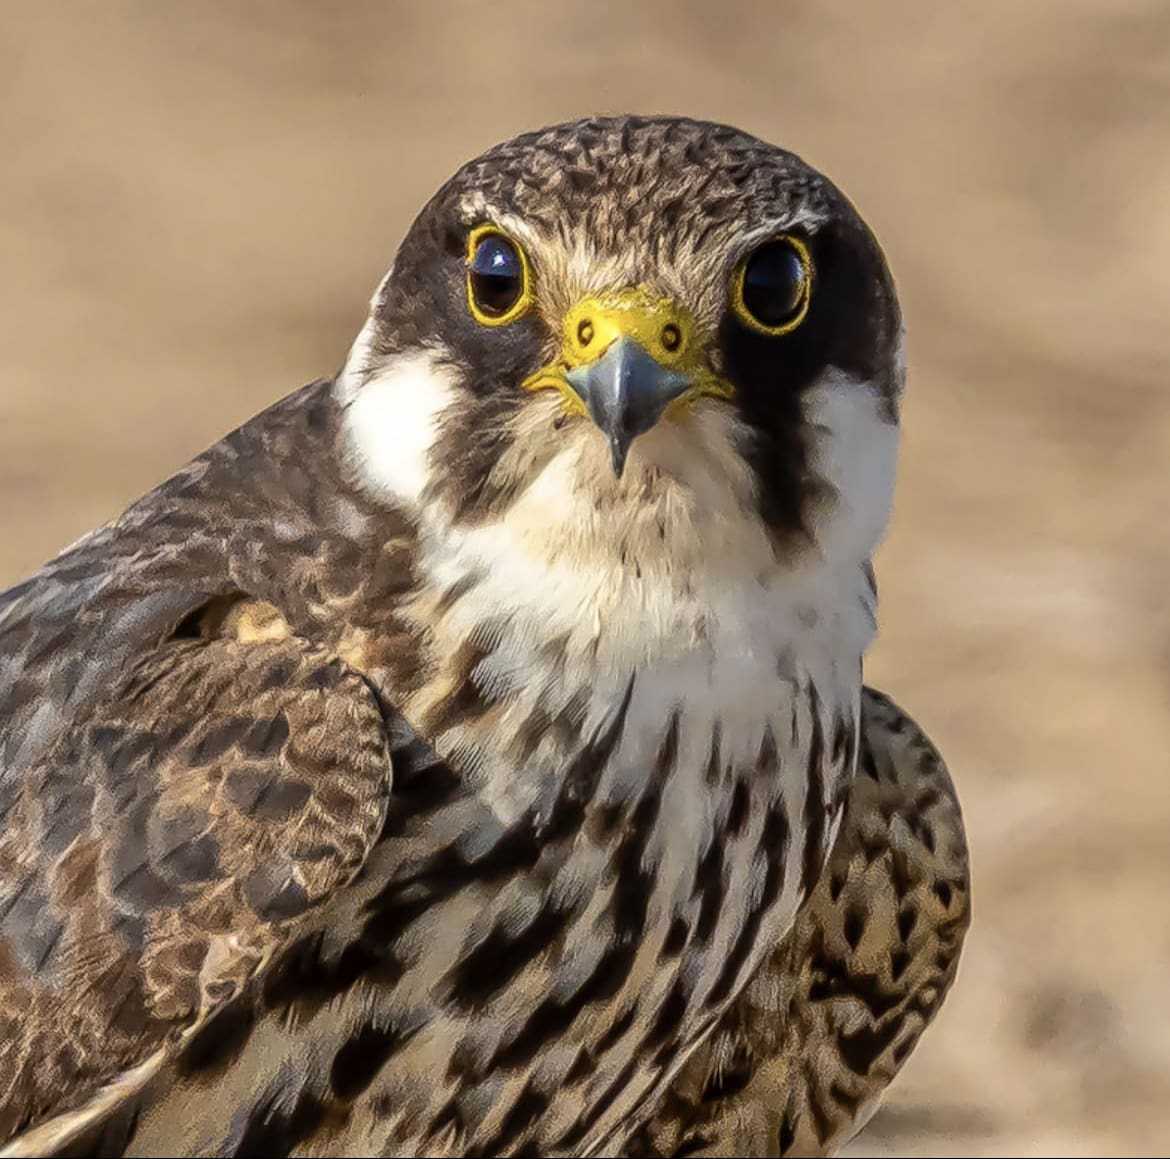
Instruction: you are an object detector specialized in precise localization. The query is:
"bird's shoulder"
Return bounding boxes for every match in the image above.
[0,625,394,1153]
[0,377,419,775]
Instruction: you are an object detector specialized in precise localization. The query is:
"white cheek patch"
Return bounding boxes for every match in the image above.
[337,347,459,510]
[804,372,900,566]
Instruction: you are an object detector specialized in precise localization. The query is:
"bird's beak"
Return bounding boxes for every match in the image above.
[533,287,706,477]
[522,288,728,477]
[565,337,690,477]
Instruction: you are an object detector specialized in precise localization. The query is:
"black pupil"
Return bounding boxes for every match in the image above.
[741,240,807,328]
[469,235,523,316]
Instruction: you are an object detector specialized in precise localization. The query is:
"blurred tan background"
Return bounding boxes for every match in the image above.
[2,2,1169,1155]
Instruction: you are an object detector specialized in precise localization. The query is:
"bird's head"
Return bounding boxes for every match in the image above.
[339,116,904,577]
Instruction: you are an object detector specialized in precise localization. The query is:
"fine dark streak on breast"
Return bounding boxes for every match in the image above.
[372,710,462,840]
[535,673,637,843]
[266,758,586,1042]
[477,1079,551,1156]
[556,1055,640,1152]
[490,716,677,1073]
[610,712,676,948]
[423,641,491,737]
[659,916,689,960]
[691,836,725,947]
[365,674,637,954]
[800,686,827,901]
[262,929,400,1023]
[329,1021,423,1101]
[705,782,788,1009]
[595,1004,638,1055]
[830,714,851,768]
[643,977,690,1060]
[230,1089,329,1158]
[486,941,630,1074]
[725,778,750,838]
[447,901,569,1009]
[703,725,722,788]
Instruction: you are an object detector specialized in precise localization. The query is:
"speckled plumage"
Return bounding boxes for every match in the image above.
[0,116,969,1157]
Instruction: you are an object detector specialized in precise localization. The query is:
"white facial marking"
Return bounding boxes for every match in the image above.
[338,348,459,510]
[803,371,900,568]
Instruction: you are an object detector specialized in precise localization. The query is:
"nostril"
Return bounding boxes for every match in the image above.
[661,323,681,352]
[577,319,594,347]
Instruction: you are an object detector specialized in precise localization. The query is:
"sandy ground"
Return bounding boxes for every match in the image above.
[2,3,1169,1154]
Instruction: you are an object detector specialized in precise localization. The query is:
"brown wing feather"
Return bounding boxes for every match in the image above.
[630,685,972,1157]
[0,632,392,1150]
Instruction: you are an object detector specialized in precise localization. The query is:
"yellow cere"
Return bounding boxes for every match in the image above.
[524,285,734,413]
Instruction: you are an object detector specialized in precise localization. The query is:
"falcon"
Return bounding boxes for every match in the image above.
[0,116,970,1157]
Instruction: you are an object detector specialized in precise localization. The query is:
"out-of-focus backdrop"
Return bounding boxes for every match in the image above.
[2,3,1168,1154]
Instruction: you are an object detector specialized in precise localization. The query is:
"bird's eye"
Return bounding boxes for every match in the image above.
[732,236,813,336]
[466,227,531,325]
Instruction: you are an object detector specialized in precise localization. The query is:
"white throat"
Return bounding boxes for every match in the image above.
[338,345,896,659]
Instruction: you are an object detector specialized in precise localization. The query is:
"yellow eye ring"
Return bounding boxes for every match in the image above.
[466,225,533,327]
[730,234,813,337]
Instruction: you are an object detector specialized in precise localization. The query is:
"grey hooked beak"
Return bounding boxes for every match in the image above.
[565,337,691,477]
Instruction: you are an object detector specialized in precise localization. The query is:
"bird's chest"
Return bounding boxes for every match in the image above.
[374,624,858,1155]
[300,519,867,1154]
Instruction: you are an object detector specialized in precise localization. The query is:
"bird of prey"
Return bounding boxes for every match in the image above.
[0,116,970,1158]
